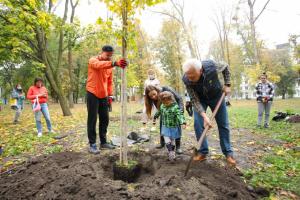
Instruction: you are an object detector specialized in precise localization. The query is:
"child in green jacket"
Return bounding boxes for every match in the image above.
[153,91,186,161]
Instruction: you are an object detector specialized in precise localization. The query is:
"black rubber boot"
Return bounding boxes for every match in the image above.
[156,136,165,149]
[175,138,183,154]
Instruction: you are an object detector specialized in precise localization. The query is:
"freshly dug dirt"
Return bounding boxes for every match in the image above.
[0,151,261,200]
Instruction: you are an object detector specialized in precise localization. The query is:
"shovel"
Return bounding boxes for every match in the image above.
[184,92,226,177]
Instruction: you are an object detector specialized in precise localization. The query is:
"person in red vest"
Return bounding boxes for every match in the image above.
[27,77,53,137]
[86,45,127,154]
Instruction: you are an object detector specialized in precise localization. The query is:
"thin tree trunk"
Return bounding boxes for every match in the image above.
[67,0,79,108]
[57,0,69,73]
[248,0,260,65]
[120,0,128,165]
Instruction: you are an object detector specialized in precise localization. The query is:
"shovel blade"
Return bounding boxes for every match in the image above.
[184,147,198,177]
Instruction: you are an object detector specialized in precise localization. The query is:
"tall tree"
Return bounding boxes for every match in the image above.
[156,18,185,94]
[234,0,272,65]
[211,2,234,65]
[66,0,79,108]
[152,0,200,59]
[0,0,72,116]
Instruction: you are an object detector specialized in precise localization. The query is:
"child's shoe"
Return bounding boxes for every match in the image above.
[168,151,176,161]
[166,143,176,161]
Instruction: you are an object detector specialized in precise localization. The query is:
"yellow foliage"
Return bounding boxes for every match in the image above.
[4,160,14,167]
[245,64,280,84]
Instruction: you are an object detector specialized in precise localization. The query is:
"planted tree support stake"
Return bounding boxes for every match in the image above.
[120,0,128,165]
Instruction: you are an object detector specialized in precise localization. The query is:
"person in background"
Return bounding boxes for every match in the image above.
[255,73,274,128]
[11,84,25,124]
[144,85,184,154]
[142,69,160,125]
[185,91,193,117]
[153,91,186,161]
[86,45,127,154]
[144,69,160,89]
[27,78,53,137]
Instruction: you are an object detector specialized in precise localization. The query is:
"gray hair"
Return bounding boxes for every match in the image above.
[182,59,202,72]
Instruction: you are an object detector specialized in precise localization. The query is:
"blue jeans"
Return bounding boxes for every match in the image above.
[193,97,233,156]
[33,103,52,133]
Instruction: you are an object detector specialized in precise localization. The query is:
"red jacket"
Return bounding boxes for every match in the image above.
[27,86,48,104]
[86,55,113,98]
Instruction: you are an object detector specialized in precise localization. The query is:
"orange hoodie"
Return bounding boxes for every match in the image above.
[27,86,48,104]
[86,55,113,98]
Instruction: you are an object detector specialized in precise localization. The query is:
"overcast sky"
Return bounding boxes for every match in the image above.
[70,0,300,57]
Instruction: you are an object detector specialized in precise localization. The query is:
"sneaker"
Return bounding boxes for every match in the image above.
[226,156,236,166]
[176,148,183,154]
[264,124,269,128]
[100,143,115,149]
[168,151,176,161]
[89,144,100,154]
[37,132,42,137]
[193,153,207,161]
[48,130,55,134]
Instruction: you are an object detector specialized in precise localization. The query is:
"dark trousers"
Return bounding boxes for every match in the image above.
[159,117,181,149]
[87,92,109,145]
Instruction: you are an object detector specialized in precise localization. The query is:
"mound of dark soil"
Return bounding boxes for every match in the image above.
[0,151,261,200]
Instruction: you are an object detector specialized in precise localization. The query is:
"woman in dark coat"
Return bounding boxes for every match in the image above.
[144,85,184,154]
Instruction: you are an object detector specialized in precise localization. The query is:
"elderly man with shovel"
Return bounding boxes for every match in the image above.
[182,59,236,165]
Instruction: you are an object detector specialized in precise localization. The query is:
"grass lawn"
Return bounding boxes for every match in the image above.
[228,99,300,199]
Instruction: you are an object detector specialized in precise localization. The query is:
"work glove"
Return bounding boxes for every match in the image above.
[114,58,127,69]
[185,101,193,117]
[108,96,113,112]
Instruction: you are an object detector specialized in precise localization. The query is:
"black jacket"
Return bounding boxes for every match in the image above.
[182,60,230,113]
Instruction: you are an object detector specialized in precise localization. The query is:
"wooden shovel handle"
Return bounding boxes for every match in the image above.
[196,92,226,149]
[184,93,226,177]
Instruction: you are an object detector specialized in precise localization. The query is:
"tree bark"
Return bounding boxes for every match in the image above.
[247,0,271,65]
[35,26,72,116]
[67,0,79,108]
[57,0,69,74]
[120,0,128,165]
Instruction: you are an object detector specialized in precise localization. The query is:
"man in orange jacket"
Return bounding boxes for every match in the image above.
[86,45,127,154]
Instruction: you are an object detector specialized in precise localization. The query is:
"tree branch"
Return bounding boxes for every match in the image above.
[254,0,271,23]
[149,10,182,24]
[170,0,183,19]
